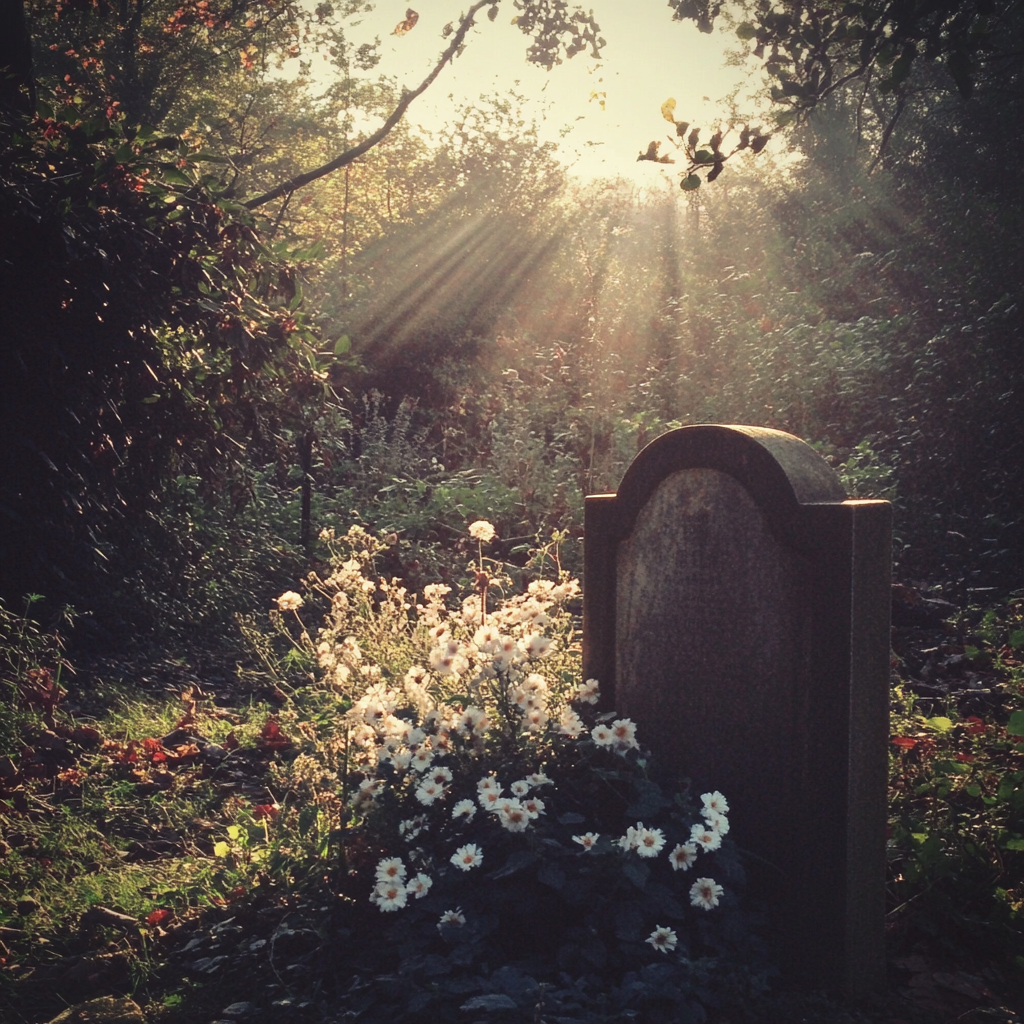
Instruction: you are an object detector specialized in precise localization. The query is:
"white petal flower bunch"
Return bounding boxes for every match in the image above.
[272,522,737,960]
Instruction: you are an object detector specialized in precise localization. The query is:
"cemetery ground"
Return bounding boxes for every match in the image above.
[0,581,1021,1024]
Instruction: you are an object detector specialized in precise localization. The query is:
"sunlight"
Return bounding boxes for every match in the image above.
[302,1,754,185]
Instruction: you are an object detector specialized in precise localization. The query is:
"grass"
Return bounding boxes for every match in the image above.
[0,590,1022,1023]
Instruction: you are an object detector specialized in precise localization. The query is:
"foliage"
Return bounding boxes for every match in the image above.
[236,522,767,1021]
[0,596,75,760]
[888,597,1024,970]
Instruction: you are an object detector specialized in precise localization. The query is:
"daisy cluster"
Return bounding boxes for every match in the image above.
[280,521,738,955]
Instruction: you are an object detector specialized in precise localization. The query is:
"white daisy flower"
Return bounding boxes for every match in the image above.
[415,780,445,806]
[558,707,586,737]
[430,766,454,785]
[527,772,552,787]
[510,779,531,797]
[375,857,407,882]
[371,881,407,912]
[689,877,724,910]
[478,788,504,811]
[451,844,483,871]
[592,724,615,747]
[700,791,730,816]
[668,842,699,871]
[645,926,678,953]
[574,678,600,705]
[690,824,723,852]
[521,796,545,818]
[496,799,531,832]
[410,746,435,772]
[635,826,666,858]
[477,775,502,795]
[573,832,600,851]
[618,824,640,851]
[452,799,477,822]
[437,908,466,929]
[610,718,639,751]
[704,811,730,835]
[407,873,433,899]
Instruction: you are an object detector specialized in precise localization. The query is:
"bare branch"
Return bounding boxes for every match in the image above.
[244,0,492,210]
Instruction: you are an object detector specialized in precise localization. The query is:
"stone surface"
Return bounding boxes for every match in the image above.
[583,424,891,998]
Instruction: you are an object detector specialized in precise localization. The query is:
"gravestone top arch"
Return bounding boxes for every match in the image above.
[583,424,891,998]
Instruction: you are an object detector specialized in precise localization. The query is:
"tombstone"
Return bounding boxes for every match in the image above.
[583,425,891,998]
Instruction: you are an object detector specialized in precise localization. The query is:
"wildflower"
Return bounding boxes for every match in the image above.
[415,780,445,806]
[510,779,531,797]
[457,706,489,736]
[573,832,600,851]
[468,520,496,543]
[592,724,614,747]
[478,788,504,810]
[610,718,639,751]
[522,634,552,659]
[701,791,730,816]
[704,811,730,835]
[496,799,531,832]
[473,624,502,653]
[521,796,545,818]
[690,824,723,852]
[668,842,699,871]
[527,772,552,787]
[407,873,433,899]
[451,844,483,871]
[371,881,407,912]
[477,775,502,795]
[430,639,468,677]
[452,799,476,822]
[635,826,666,858]
[645,926,678,953]
[423,583,452,604]
[276,591,304,611]
[618,824,640,851]
[398,816,427,841]
[437,908,466,929]
[410,746,435,772]
[558,707,586,737]
[375,857,407,883]
[386,748,411,771]
[524,704,549,732]
[689,877,724,910]
[430,766,454,785]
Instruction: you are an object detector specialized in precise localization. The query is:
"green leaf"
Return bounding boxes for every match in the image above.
[925,716,954,733]
[1007,710,1024,737]
[680,174,701,191]
[213,841,230,857]
[1009,629,1024,649]
[693,149,715,163]
[736,22,757,40]
[622,858,650,890]
[334,334,351,356]
[1003,837,1024,851]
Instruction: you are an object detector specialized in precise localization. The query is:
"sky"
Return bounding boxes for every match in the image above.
[332,2,761,184]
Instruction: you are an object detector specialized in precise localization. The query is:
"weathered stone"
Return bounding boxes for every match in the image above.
[583,425,891,998]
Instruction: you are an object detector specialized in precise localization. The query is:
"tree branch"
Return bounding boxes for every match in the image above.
[244,0,492,210]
